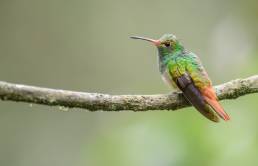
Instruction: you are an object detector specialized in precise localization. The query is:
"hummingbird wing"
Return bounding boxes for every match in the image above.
[175,73,220,122]
[184,52,230,121]
[168,52,230,122]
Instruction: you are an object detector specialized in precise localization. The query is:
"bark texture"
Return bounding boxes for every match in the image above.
[0,75,257,111]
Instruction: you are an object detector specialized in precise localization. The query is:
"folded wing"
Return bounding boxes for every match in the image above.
[185,53,230,121]
[175,73,220,122]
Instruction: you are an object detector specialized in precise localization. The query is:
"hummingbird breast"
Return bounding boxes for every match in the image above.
[161,68,179,89]
[158,56,179,90]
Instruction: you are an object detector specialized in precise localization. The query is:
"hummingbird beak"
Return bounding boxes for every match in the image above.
[130,36,160,46]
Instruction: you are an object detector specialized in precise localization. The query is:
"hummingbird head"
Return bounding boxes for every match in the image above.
[130,33,184,56]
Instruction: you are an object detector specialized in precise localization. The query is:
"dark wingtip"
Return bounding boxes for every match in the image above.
[204,106,220,123]
[176,74,222,123]
[211,116,220,123]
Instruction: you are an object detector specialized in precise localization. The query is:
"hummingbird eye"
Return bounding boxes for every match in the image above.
[164,42,170,47]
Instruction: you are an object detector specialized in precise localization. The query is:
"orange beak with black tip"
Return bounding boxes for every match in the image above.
[130,36,161,46]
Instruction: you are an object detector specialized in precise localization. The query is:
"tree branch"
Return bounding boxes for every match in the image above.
[0,75,257,111]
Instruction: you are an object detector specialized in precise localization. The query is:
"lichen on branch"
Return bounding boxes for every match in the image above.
[0,75,257,111]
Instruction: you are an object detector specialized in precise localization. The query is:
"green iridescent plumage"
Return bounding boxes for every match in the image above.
[131,34,230,122]
[157,34,210,90]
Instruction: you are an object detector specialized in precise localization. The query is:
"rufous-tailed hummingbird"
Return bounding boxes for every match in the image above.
[131,34,230,122]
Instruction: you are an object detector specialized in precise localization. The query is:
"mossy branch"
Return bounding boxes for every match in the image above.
[0,75,257,111]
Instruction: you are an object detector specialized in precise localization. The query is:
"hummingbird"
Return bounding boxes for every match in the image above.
[131,34,230,122]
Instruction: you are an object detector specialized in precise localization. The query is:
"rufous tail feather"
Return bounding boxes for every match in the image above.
[202,87,230,121]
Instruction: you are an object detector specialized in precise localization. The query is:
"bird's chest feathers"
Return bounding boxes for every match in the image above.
[159,55,181,89]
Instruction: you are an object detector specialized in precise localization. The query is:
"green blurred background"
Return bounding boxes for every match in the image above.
[0,0,257,166]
